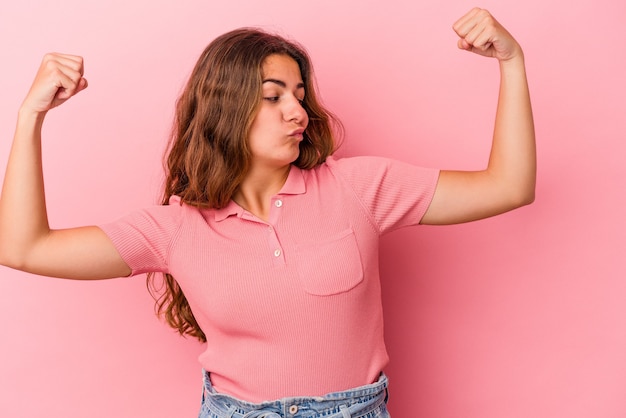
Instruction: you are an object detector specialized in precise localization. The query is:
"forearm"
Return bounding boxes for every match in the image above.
[488,54,536,205]
[0,110,51,267]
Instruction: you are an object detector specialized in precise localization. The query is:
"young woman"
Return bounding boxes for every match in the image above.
[0,8,535,418]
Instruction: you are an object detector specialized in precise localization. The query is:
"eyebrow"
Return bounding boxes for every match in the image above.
[262,78,305,89]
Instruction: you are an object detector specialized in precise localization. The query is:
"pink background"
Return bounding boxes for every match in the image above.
[1,1,625,417]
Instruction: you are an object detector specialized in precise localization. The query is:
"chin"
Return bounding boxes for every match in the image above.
[285,148,301,164]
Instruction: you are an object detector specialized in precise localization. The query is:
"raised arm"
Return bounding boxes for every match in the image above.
[0,53,131,279]
[421,8,536,225]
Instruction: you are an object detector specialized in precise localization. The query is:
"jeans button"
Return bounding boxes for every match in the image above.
[288,404,298,414]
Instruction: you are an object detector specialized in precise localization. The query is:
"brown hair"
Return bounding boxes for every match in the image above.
[147,28,343,342]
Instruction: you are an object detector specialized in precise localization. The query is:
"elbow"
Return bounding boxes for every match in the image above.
[516,193,535,209]
[496,169,536,210]
[509,184,536,209]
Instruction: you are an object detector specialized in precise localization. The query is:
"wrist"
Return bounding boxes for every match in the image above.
[499,51,526,72]
[16,107,47,135]
[498,43,525,63]
[17,106,47,124]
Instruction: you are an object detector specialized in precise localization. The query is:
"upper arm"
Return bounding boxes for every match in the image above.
[420,169,535,225]
[18,226,131,280]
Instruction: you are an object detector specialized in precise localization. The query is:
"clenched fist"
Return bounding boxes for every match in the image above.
[453,8,523,62]
[21,53,87,115]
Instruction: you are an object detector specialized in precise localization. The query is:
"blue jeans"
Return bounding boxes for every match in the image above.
[198,371,390,418]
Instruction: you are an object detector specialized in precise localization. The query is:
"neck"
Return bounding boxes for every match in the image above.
[233,164,291,221]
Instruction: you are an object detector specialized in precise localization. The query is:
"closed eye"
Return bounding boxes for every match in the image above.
[263,96,305,107]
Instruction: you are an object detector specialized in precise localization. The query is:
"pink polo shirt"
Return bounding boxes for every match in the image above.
[100,155,439,402]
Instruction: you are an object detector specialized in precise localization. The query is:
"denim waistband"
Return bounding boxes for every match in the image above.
[200,370,389,418]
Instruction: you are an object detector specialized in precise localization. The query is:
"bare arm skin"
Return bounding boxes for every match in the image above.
[0,53,131,279]
[0,10,534,277]
[421,8,536,225]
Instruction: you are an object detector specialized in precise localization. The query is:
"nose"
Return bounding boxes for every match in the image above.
[283,95,308,125]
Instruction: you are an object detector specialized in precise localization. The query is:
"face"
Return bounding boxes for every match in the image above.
[247,54,309,172]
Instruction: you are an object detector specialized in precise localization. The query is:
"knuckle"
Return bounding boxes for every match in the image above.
[43,58,59,72]
[42,56,55,69]
[43,52,62,65]
[49,64,62,74]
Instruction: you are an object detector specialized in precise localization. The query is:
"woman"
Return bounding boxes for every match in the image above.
[0,8,535,418]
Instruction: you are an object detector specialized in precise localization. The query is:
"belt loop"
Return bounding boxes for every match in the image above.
[339,404,351,418]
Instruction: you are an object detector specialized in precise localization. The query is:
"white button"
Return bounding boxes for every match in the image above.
[275,200,283,208]
[288,405,298,414]
[274,249,281,257]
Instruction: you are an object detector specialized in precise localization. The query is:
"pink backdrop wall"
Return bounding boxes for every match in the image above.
[1,1,625,417]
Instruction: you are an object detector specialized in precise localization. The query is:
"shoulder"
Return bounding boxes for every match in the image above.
[101,195,204,237]
[315,155,392,178]
[324,154,389,169]
[322,155,437,183]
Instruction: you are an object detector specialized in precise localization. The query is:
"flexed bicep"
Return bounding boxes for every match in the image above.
[421,10,536,225]
[0,54,126,280]
[14,226,131,280]
[421,169,533,225]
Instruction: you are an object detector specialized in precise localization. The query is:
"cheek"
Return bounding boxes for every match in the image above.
[251,108,280,132]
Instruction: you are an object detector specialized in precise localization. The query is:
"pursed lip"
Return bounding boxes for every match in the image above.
[288,128,305,140]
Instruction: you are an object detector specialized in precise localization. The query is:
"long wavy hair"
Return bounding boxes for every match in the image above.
[147,28,343,342]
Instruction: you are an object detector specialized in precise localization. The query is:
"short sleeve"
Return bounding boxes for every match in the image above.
[98,197,184,275]
[326,156,440,233]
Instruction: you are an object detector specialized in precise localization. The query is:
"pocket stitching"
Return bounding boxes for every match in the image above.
[294,229,364,296]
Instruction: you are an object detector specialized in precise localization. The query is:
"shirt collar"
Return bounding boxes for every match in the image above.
[213,200,243,222]
[214,165,306,222]
[279,165,306,196]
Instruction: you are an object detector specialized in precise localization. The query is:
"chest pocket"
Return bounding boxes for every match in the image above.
[294,229,364,296]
